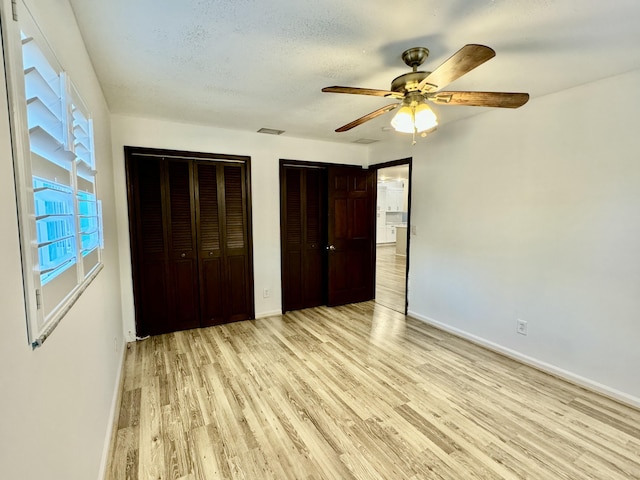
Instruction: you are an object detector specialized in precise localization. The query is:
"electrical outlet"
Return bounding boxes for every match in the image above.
[516,319,528,336]
[263,288,270,298]
[411,225,417,235]
[114,337,118,352]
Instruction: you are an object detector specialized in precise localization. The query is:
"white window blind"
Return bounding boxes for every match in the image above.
[4,0,104,347]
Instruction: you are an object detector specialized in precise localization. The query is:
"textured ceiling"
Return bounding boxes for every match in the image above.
[68,0,640,145]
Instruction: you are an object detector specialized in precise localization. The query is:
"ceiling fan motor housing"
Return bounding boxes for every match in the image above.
[391,71,430,94]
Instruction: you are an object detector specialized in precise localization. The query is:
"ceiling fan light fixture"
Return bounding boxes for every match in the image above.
[414,102,438,133]
[390,105,415,133]
[391,98,438,134]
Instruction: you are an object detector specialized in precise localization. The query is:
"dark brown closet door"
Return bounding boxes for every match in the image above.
[166,160,200,331]
[195,161,224,326]
[327,166,375,306]
[220,164,252,322]
[126,147,254,337]
[304,169,324,306]
[281,166,325,312]
[131,156,170,336]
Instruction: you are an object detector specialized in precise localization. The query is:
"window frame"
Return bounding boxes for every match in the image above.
[2,0,104,348]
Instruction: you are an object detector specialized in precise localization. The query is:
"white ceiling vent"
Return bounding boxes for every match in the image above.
[353,138,378,144]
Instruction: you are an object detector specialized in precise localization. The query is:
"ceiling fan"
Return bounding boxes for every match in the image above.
[322,44,529,136]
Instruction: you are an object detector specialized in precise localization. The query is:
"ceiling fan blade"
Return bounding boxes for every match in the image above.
[418,44,496,92]
[335,103,400,132]
[428,91,529,108]
[322,86,401,98]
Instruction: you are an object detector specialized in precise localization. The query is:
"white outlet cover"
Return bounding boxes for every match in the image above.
[516,319,528,335]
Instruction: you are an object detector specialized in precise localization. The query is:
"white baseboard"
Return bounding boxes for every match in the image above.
[255,309,282,319]
[408,310,640,410]
[98,342,127,480]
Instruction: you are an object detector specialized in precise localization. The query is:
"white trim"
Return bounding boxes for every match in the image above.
[255,309,282,319]
[408,310,640,410]
[98,342,127,480]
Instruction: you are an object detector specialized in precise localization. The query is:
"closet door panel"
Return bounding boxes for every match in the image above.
[280,165,325,312]
[195,162,224,326]
[222,164,252,321]
[282,168,303,310]
[166,160,199,330]
[303,169,324,307]
[132,157,169,336]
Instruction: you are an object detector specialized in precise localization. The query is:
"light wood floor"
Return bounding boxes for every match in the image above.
[375,244,406,313]
[107,303,640,479]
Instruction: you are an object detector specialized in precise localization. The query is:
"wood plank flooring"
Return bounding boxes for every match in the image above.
[107,302,640,479]
[375,244,406,313]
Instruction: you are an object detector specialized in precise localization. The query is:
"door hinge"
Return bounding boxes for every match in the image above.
[35,289,41,309]
[11,0,18,21]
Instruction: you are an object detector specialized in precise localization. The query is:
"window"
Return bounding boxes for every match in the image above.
[4,1,103,347]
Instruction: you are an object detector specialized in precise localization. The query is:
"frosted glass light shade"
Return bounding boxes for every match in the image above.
[414,103,438,132]
[390,105,415,133]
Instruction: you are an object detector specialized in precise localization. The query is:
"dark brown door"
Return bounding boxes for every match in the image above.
[220,164,253,322]
[327,166,376,306]
[195,161,253,326]
[130,156,171,335]
[280,166,326,311]
[166,160,200,331]
[194,161,224,326]
[126,148,254,336]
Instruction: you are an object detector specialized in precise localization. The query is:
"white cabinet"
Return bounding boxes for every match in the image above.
[378,183,405,212]
[377,185,387,212]
[376,181,406,243]
[386,188,403,212]
[386,225,397,242]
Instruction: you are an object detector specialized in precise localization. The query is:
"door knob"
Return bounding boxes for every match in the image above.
[180,253,186,258]
[327,245,336,251]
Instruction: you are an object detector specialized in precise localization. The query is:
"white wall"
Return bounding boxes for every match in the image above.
[370,70,640,406]
[110,115,368,341]
[0,1,124,479]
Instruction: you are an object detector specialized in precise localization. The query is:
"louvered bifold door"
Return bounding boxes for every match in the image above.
[127,148,254,335]
[221,164,252,322]
[195,162,224,326]
[132,156,169,336]
[282,168,304,311]
[303,168,324,308]
[281,167,325,312]
[166,160,200,331]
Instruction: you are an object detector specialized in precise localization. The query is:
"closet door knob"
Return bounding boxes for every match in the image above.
[180,253,186,258]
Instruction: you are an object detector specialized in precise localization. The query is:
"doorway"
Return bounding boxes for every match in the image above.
[370,159,411,314]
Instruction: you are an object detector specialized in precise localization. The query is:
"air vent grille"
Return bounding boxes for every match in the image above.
[257,128,285,135]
